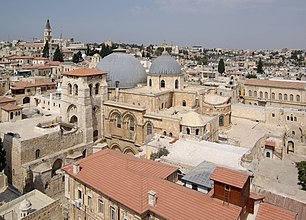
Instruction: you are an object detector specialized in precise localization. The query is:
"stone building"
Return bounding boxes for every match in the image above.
[242,79,306,109]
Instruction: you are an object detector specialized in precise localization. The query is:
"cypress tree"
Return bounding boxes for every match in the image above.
[53,45,64,62]
[257,58,264,74]
[42,40,49,58]
[218,58,225,74]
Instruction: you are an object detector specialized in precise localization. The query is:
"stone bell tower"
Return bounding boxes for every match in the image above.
[44,19,52,44]
[60,68,108,144]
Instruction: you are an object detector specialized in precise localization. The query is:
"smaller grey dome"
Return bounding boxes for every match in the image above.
[149,52,181,75]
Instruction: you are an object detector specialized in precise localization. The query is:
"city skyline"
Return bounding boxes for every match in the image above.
[0,0,305,50]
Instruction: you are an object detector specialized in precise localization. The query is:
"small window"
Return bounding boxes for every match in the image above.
[292,131,295,135]
[88,195,92,209]
[160,80,165,88]
[147,123,153,135]
[129,117,135,131]
[95,83,99,95]
[272,113,275,117]
[175,79,179,89]
[287,116,289,120]
[110,206,116,220]
[248,90,252,97]
[98,199,104,214]
[264,92,268,99]
[182,100,186,106]
[78,189,82,200]
[10,112,14,120]
[115,115,121,128]
[296,95,300,102]
[149,79,152,87]
[290,94,294,101]
[224,184,230,191]
[271,93,275,100]
[35,149,40,159]
[186,128,190,135]
[294,117,297,121]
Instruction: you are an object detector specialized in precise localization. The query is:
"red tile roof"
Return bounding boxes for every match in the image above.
[1,103,23,111]
[8,55,34,60]
[33,57,48,60]
[256,203,297,220]
[63,68,107,77]
[22,66,52,70]
[11,81,55,90]
[0,96,15,104]
[210,167,250,189]
[244,79,306,90]
[62,149,242,220]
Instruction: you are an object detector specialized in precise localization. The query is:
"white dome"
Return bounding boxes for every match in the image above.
[181,112,206,127]
[96,50,146,88]
[19,198,32,211]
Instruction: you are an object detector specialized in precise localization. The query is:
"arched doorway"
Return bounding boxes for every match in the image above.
[23,97,30,104]
[52,159,63,177]
[70,115,78,124]
[287,141,294,154]
[219,115,224,127]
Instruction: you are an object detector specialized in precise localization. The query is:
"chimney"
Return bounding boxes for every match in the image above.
[73,161,80,174]
[148,190,157,207]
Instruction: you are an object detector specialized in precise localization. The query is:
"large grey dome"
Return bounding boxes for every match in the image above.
[149,52,181,75]
[96,50,146,88]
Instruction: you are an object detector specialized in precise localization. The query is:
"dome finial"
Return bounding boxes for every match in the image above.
[162,40,168,55]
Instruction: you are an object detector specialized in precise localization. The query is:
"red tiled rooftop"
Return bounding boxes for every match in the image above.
[22,66,52,70]
[62,149,242,219]
[256,203,297,220]
[11,81,55,90]
[8,55,34,60]
[1,103,23,111]
[33,57,48,60]
[245,79,306,90]
[63,68,107,77]
[0,96,15,104]
[210,167,250,189]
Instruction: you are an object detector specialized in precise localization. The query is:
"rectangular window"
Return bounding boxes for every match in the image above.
[78,189,82,200]
[110,206,116,220]
[88,195,92,210]
[98,199,104,214]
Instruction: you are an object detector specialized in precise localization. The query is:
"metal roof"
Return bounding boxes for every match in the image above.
[149,53,182,75]
[181,161,216,189]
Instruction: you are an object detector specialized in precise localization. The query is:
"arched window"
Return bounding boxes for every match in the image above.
[89,84,93,96]
[186,128,190,135]
[264,92,268,99]
[68,83,72,94]
[35,149,40,159]
[279,93,282,100]
[254,91,257,97]
[129,117,135,131]
[147,123,153,135]
[149,79,152,87]
[266,152,271,158]
[219,115,224,127]
[284,94,288,100]
[175,79,179,89]
[10,112,14,120]
[259,91,263,98]
[115,115,121,128]
[296,95,300,102]
[271,93,275,100]
[248,90,252,97]
[74,84,78,96]
[182,100,186,106]
[160,80,165,88]
[196,129,199,135]
[290,94,294,101]
[95,83,99,95]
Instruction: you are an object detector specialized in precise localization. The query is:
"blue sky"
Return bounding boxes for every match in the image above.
[0,0,305,49]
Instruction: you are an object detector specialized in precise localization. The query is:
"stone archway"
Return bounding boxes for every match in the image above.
[70,115,78,124]
[23,97,30,104]
[111,144,121,152]
[123,148,135,155]
[52,158,63,177]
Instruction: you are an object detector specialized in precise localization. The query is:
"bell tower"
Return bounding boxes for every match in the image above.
[44,19,52,44]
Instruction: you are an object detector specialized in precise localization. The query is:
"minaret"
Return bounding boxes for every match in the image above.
[44,19,52,44]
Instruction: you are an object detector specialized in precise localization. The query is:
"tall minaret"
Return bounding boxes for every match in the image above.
[44,19,52,44]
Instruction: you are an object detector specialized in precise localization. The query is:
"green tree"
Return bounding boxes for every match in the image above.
[218,58,225,74]
[257,58,264,74]
[151,147,169,160]
[42,40,49,58]
[99,43,112,58]
[72,53,80,63]
[53,45,64,62]
[245,73,257,79]
[296,161,306,190]
[0,138,6,172]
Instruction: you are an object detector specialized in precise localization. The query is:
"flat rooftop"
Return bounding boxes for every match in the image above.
[146,137,249,170]
[0,189,56,220]
[222,117,285,148]
[0,115,60,141]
